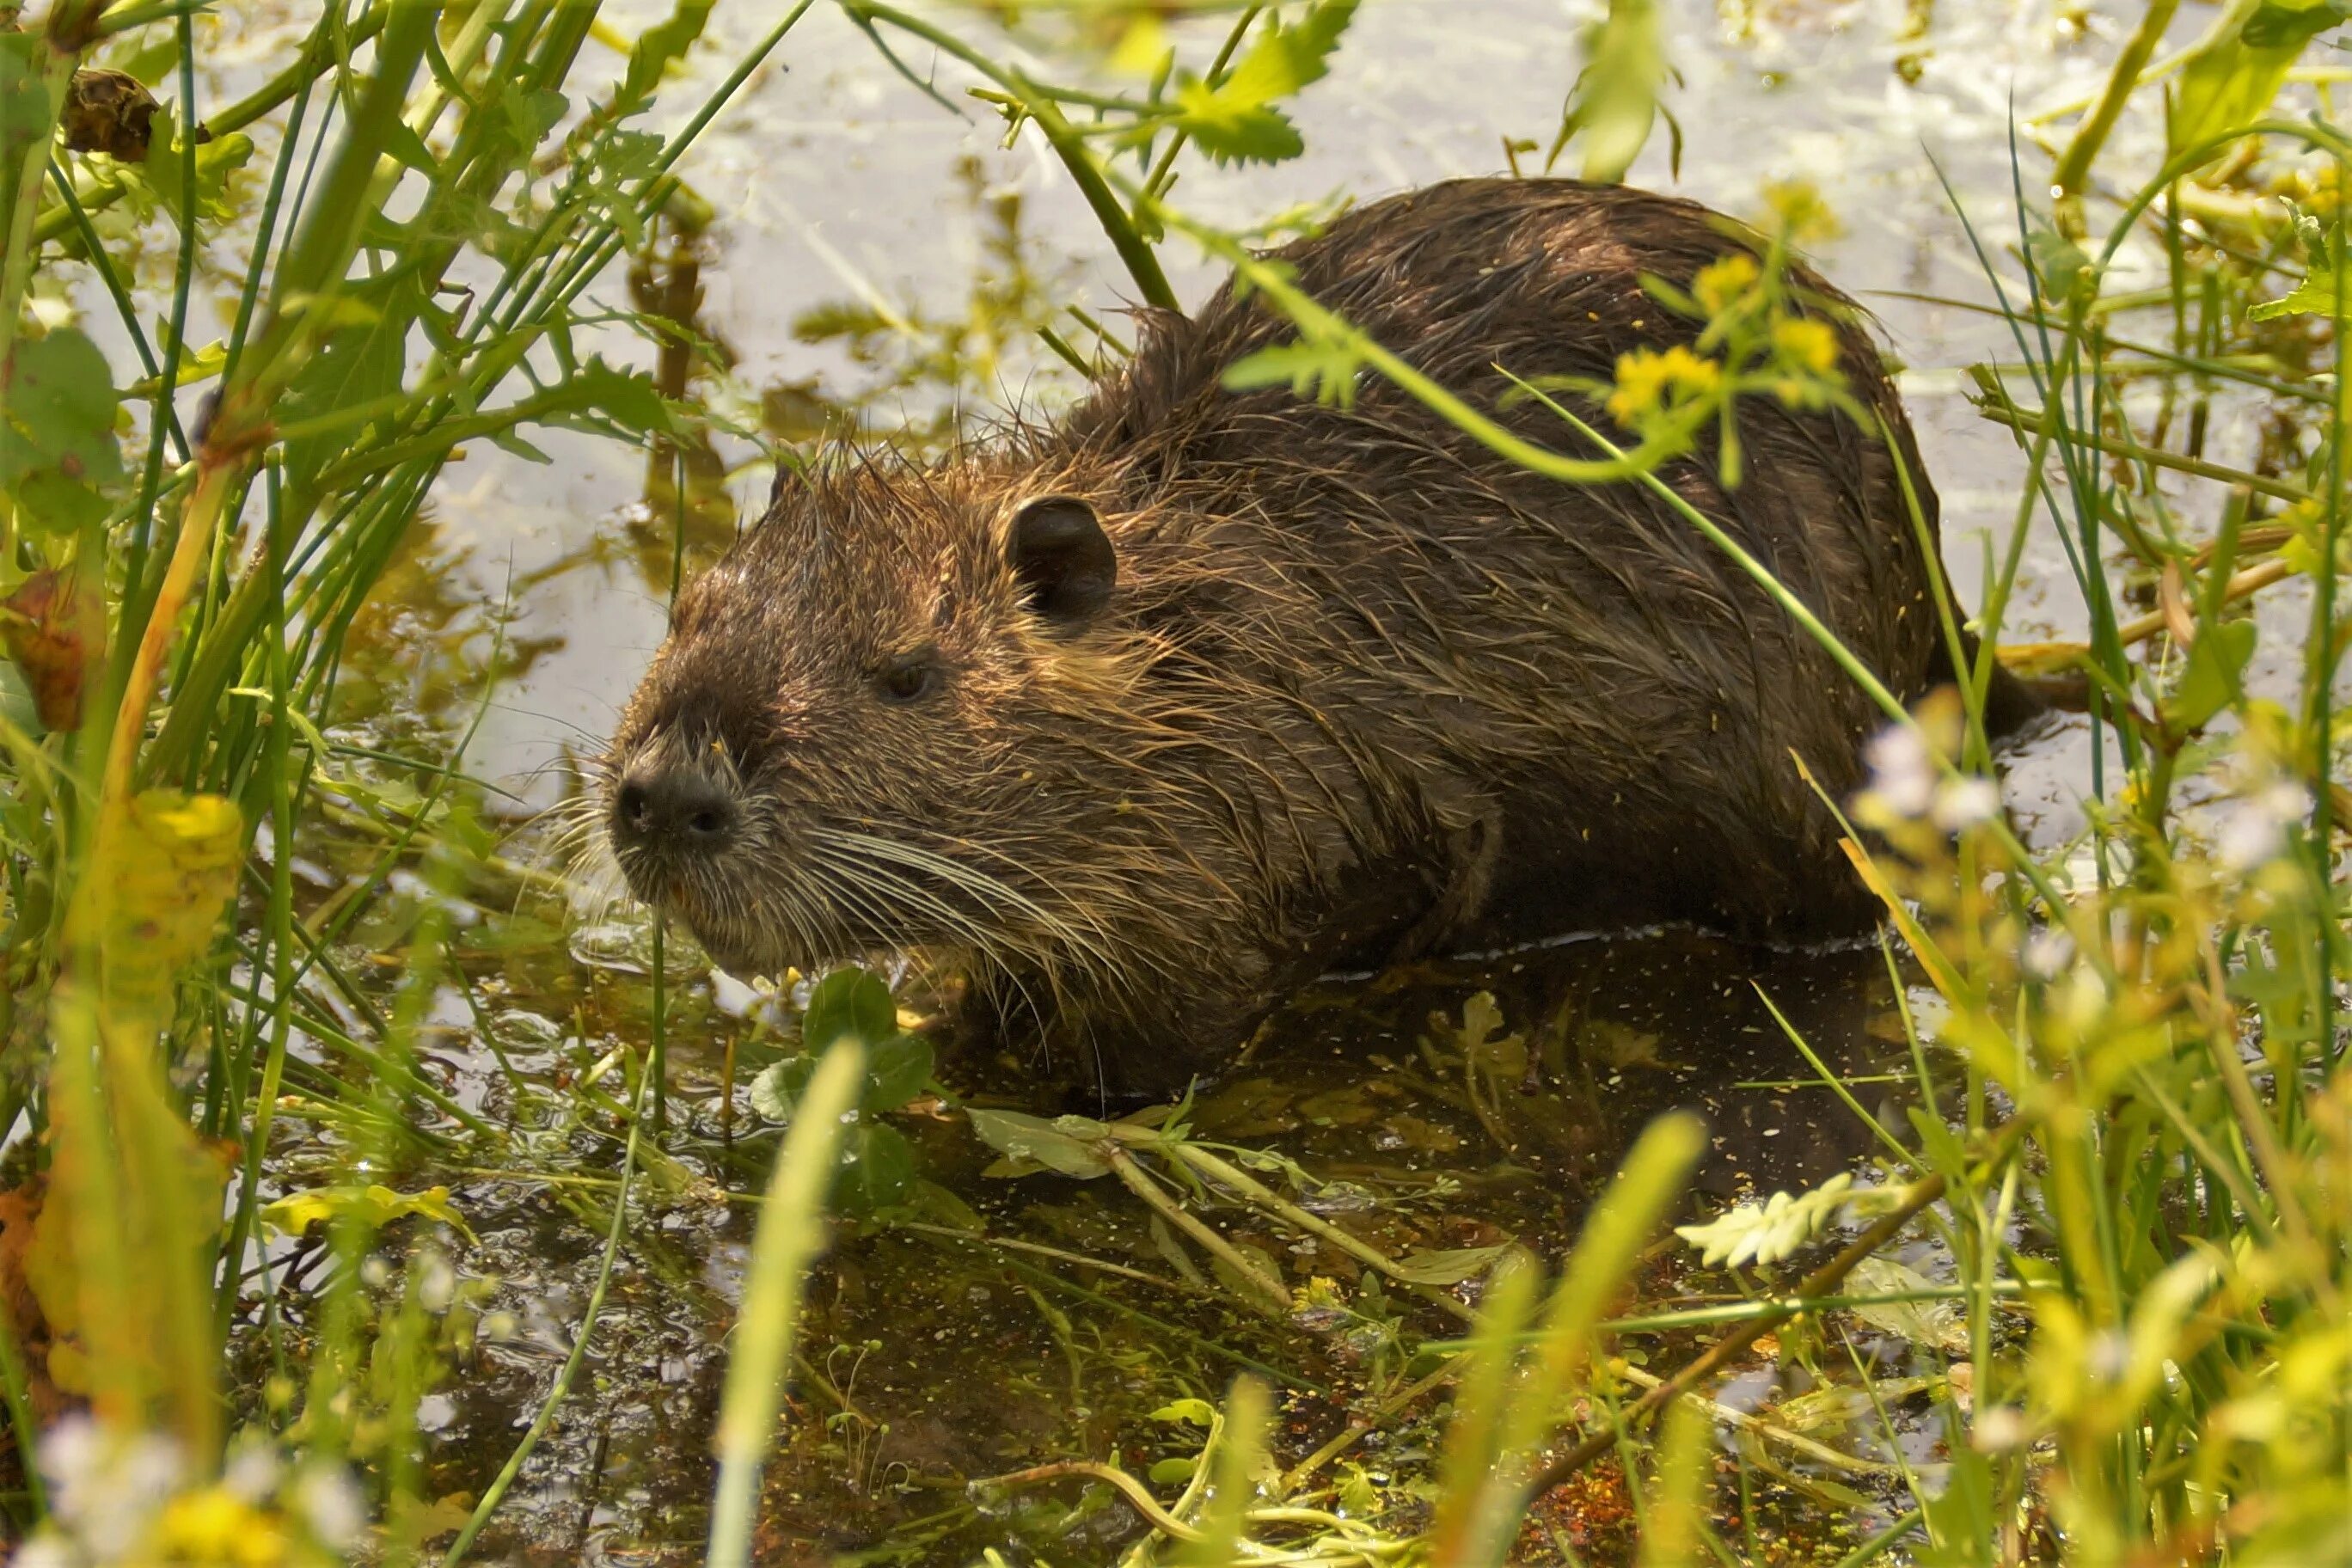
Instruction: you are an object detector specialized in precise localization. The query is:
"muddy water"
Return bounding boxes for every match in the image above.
[175,0,2285,1561]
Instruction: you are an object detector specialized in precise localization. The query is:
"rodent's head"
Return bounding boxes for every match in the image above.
[602,461,1136,982]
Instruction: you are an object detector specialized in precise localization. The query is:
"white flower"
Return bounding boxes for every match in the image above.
[40,1418,182,1556]
[418,1250,457,1313]
[2217,781,2311,871]
[709,968,762,1017]
[1864,725,1936,818]
[222,1438,280,1501]
[1970,1406,2029,1453]
[1932,775,2002,830]
[2023,928,2075,981]
[297,1466,368,1549]
[11,1533,74,1568]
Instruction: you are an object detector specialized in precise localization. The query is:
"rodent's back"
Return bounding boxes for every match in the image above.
[1053,178,1957,940]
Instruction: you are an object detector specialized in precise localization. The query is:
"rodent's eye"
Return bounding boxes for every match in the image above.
[876,650,942,704]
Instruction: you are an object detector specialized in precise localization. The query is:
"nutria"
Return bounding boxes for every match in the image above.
[603,177,2029,1096]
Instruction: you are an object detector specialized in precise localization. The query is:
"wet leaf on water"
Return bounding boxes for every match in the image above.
[968,1108,1113,1179]
[1581,1018,1665,1069]
[1153,1398,1216,1427]
[60,67,160,159]
[1376,1112,1463,1155]
[260,1183,475,1243]
[1211,1240,1285,1304]
[802,965,897,1051]
[836,1122,915,1214]
[1389,1242,1514,1285]
[861,1031,933,1112]
[1847,1258,1969,1351]
[1192,1075,1301,1138]
[903,1179,984,1233]
[1293,1085,1381,1127]
[1907,1106,1969,1176]
[0,568,102,730]
[0,327,124,534]
[1766,1383,1872,1436]
[1148,1214,1210,1288]
[748,1055,815,1123]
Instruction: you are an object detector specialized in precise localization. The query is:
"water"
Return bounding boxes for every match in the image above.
[161,0,2302,1560]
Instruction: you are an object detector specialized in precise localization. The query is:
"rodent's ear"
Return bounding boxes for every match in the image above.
[1008,496,1116,628]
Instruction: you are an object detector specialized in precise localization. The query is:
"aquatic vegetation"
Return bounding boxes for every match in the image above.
[0,0,2341,1564]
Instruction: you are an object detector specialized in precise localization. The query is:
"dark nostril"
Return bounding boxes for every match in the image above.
[614,770,736,850]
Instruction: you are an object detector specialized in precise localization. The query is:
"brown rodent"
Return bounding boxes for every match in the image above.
[603,177,2031,1097]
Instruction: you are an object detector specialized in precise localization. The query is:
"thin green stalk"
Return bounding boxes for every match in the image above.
[707,1044,864,1568]
[837,1,1179,311]
[216,464,300,1352]
[2051,0,2182,214]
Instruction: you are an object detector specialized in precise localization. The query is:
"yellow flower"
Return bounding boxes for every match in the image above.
[154,1489,288,1567]
[1693,254,1761,316]
[1771,317,1841,375]
[1607,346,1722,425]
[1761,178,1841,242]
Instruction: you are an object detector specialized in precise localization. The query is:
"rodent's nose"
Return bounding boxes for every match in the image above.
[613,767,738,855]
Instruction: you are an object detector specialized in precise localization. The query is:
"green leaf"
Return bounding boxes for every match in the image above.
[968,1107,1113,1179]
[139,113,258,226]
[749,1055,816,1123]
[834,1121,915,1215]
[1141,0,1357,167]
[1153,1398,1217,1427]
[488,426,553,464]
[1148,1456,1199,1485]
[14,469,107,534]
[620,0,715,118]
[1547,0,1669,184]
[861,1032,933,1113]
[2250,264,2347,321]
[1846,1258,1969,1351]
[0,34,63,177]
[1389,1242,1515,1285]
[1222,339,1366,407]
[2163,617,2256,732]
[2171,0,2349,156]
[803,965,897,1051]
[542,358,674,440]
[260,1183,475,1243]
[2024,223,2099,309]
[0,328,125,524]
[277,274,420,499]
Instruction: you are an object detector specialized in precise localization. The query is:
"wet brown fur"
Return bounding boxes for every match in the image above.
[607,178,2029,1095]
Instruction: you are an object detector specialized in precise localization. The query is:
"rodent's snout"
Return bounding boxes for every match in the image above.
[609,761,739,861]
